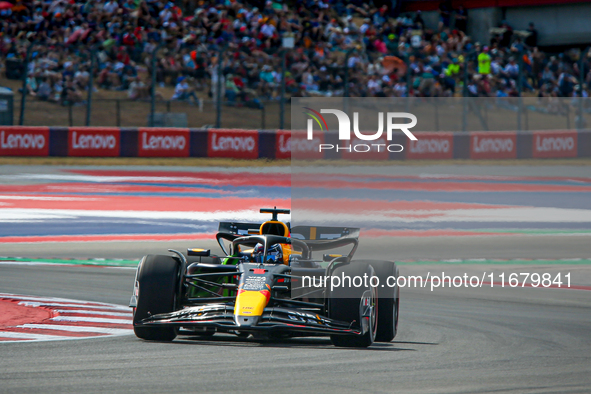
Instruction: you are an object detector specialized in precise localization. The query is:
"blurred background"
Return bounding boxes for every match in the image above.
[1,0,591,131]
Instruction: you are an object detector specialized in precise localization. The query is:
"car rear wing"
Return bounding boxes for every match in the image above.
[290,226,359,241]
[216,223,358,260]
[218,222,263,236]
[290,226,360,258]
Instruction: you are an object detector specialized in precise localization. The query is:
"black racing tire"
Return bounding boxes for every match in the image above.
[328,262,377,348]
[133,254,180,341]
[368,261,399,342]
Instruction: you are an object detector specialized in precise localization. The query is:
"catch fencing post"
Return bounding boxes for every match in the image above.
[343,47,359,117]
[343,47,359,98]
[85,46,96,126]
[461,52,471,132]
[150,47,157,127]
[215,44,224,129]
[517,50,524,132]
[578,47,589,130]
[19,41,36,126]
[149,43,163,127]
[116,100,121,127]
[404,53,412,113]
[279,34,294,131]
[434,98,439,131]
[279,50,286,130]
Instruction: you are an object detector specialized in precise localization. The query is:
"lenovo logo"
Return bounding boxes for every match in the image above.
[72,131,116,150]
[211,133,256,152]
[68,128,120,157]
[141,132,186,150]
[1,131,46,149]
[473,136,514,153]
[207,130,258,159]
[137,129,189,157]
[532,131,577,158]
[470,133,517,159]
[278,134,322,153]
[535,135,575,152]
[409,138,450,154]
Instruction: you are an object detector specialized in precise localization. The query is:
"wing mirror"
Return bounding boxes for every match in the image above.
[187,248,211,257]
[323,254,342,262]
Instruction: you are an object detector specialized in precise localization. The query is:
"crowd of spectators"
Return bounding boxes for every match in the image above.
[0,0,590,111]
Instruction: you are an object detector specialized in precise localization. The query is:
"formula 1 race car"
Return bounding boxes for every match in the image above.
[130,208,399,347]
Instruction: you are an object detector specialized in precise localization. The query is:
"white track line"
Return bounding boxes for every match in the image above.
[17,324,132,335]
[0,261,137,270]
[0,331,73,341]
[17,301,129,310]
[0,293,134,343]
[0,293,128,308]
[1,293,102,303]
[0,208,279,223]
[54,309,131,317]
[0,196,98,201]
[51,316,133,324]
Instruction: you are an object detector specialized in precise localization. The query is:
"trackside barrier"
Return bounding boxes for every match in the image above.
[0,127,589,160]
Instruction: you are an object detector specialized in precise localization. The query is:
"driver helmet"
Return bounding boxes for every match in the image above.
[266,244,283,264]
[253,243,264,263]
[253,243,283,264]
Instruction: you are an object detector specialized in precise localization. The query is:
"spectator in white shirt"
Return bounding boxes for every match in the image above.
[103,0,118,14]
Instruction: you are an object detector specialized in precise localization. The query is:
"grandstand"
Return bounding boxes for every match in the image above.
[1,0,590,128]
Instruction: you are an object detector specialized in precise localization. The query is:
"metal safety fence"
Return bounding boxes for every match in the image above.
[4,40,591,132]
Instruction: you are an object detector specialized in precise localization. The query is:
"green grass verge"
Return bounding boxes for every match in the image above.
[0,257,140,267]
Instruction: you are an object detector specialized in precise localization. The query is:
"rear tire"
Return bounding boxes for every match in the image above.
[328,262,377,348]
[133,254,179,341]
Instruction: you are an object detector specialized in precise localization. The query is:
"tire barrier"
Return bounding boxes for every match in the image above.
[0,126,589,160]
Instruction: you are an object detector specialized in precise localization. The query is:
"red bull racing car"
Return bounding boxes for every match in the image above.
[130,208,399,347]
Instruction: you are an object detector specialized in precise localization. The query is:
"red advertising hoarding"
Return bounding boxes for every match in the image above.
[0,127,49,156]
[68,127,120,157]
[207,129,259,159]
[532,130,578,158]
[406,132,454,160]
[470,132,517,160]
[276,130,325,160]
[138,128,190,157]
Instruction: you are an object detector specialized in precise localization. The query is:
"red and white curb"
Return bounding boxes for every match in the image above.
[0,293,132,343]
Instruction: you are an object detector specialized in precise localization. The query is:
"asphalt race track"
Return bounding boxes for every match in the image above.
[1,264,590,393]
[1,164,590,393]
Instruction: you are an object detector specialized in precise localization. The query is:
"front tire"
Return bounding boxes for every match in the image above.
[328,262,377,348]
[133,254,179,341]
[371,261,399,342]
